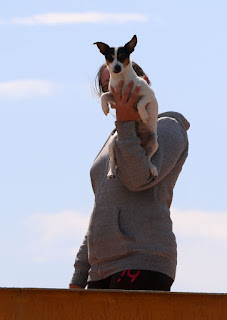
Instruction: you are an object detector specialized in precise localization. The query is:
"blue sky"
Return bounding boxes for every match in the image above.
[0,0,226,292]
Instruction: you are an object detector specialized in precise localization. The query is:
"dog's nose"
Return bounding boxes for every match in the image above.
[113,64,121,73]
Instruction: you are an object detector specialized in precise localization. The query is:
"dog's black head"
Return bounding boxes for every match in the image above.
[94,35,137,74]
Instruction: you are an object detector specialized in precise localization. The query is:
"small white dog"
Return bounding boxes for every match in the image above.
[94,35,158,178]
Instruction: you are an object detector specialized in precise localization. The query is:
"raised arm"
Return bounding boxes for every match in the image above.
[111,81,189,192]
[115,117,188,192]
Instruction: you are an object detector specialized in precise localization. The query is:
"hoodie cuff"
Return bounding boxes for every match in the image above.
[115,121,137,140]
[70,268,88,288]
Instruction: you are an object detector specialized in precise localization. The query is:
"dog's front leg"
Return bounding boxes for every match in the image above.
[101,92,115,116]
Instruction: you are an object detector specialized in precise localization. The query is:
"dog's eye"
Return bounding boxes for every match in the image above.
[106,54,114,62]
[118,54,127,62]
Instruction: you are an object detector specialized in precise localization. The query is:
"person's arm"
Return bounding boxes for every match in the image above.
[115,118,188,191]
[111,80,188,192]
[69,233,90,289]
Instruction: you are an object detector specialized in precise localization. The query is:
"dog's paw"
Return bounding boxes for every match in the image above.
[137,106,150,123]
[102,104,109,116]
[141,118,148,124]
[149,163,158,177]
[107,172,115,179]
[140,113,149,123]
[107,171,115,179]
[107,167,117,179]
[138,109,149,123]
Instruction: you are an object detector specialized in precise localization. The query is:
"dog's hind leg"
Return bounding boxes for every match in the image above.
[144,133,159,177]
[107,133,117,179]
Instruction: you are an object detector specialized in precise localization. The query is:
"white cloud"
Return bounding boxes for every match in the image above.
[171,208,227,293]
[0,80,54,100]
[25,208,227,292]
[29,210,89,242]
[172,208,227,240]
[26,211,89,262]
[7,12,148,25]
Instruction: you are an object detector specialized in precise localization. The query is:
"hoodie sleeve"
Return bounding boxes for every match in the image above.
[115,118,188,192]
[70,233,90,288]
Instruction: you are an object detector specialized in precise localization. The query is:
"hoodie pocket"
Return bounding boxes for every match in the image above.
[88,206,134,264]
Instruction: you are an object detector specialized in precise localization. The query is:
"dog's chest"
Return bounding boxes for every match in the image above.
[109,74,147,95]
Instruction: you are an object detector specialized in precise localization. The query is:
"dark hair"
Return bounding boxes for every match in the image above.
[94,61,150,97]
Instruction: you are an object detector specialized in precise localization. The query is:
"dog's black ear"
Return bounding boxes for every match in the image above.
[124,35,137,53]
[94,42,110,55]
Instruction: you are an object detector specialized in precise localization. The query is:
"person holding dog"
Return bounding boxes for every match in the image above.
[69,63,190,291]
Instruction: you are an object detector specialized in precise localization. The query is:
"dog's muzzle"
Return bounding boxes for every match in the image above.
[113,64,122,73]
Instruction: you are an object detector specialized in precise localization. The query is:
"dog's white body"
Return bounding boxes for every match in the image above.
[103,61,158,178]
[102,60,157,124]
[94,36,159,178]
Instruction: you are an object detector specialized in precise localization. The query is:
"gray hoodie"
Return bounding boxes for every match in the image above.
[71,112,190,287]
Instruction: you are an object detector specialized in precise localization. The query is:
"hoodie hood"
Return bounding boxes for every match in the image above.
[158,111,190,131]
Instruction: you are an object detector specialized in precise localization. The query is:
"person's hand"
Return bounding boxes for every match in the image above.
[110,80,141,122]
[69,284,82,289]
